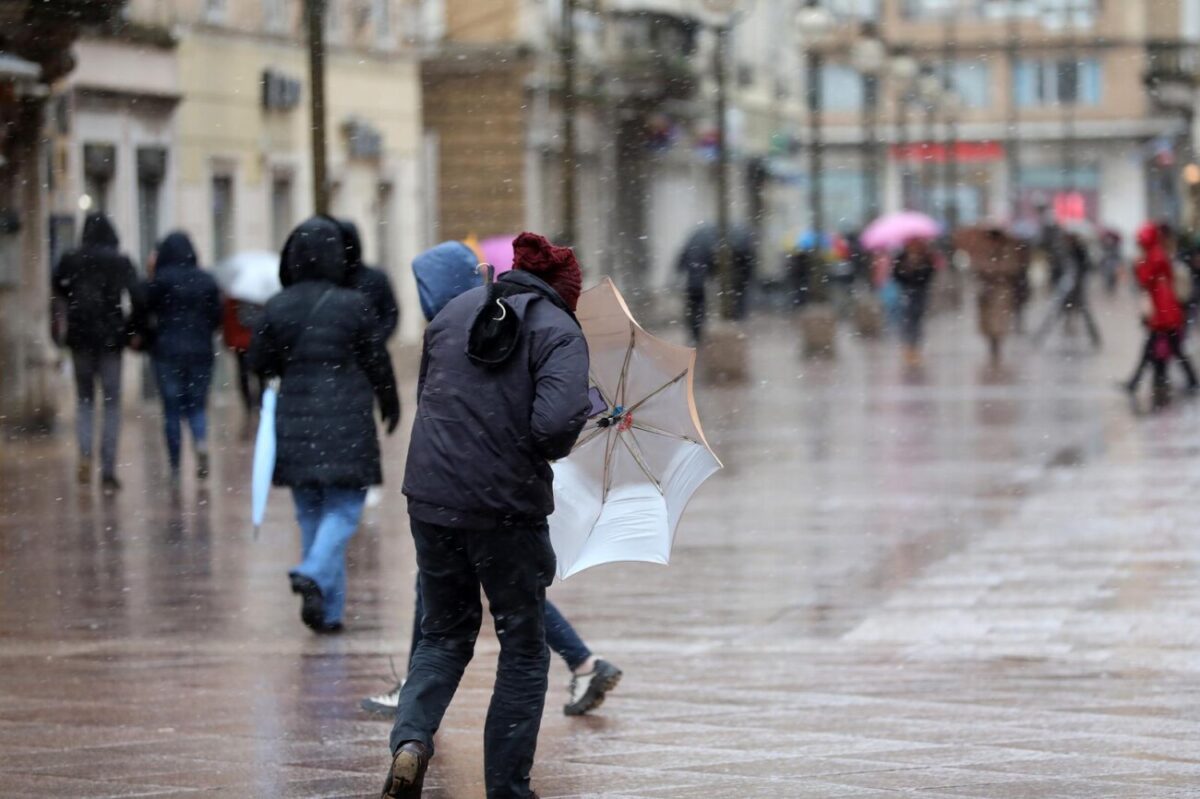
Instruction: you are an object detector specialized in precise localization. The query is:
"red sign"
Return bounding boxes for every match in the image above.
[890,141,1004,163]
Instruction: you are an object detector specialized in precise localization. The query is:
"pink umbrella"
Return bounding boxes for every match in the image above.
[479,234,517,276]
[862,211,941,252]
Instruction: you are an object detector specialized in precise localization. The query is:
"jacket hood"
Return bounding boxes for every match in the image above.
[82,212,119,250]
[466,270,580,367]
[1138,222,1162,253]
[336,218,364,273]
[279,216,347,287]
[155,231,198,270]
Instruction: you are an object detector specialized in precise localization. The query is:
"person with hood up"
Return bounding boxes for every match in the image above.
[1124,222,1199,399]
[52,212,146,492]
[248,216,400,633]
[338,219,400,340]
[973,226,1027,366]
[145,232,222,481]
[361,240,621,722]
[381,232,590,799]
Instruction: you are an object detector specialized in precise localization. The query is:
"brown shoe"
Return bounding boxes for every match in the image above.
[380,741,430,799]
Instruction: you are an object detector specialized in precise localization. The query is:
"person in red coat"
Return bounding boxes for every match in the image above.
[1125,222,1199,397]
[222,297,265,423]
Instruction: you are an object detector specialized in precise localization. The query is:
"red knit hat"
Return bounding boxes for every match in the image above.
[512,231,582,312]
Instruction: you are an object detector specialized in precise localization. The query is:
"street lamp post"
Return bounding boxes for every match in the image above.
[797,2,835,239]
[940,1,960,232]
[559,0,578,247]
[853,25,888,223]
[891,54,920,210]
[304,0,329,214]
[917,67,943,216]
[1006,0,1023,218]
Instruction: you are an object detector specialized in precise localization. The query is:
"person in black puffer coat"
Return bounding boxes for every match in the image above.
[384,232,589,799]
[248,216,400,633]
[338,219,400,340]
[145,231,222,480]
[52,212,146,491]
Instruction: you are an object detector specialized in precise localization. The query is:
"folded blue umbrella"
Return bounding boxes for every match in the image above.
[252,383,279,537]
[412,241,481,322]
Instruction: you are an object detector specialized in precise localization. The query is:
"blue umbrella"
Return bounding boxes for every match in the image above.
[251,382,279,537]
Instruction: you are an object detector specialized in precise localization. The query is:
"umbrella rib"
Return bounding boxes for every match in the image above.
[616,324,635,408]
[572,425,607,452]
[626,369,689,415]
[631,421,699,446]
[601,428,617,503]
[619,431,664,495]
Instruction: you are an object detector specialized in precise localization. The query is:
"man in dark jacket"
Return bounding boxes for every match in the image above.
[52,212,145,491]
[145,232,222,480]
[249,216,400,633]
[338,219,400,340]
[382,232,590,799]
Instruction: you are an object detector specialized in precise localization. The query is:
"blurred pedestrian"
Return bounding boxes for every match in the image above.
[362,242,620,722]
[51,212,145,492]
[973,226,1026,366]
[1124,222,1198,403]
[1098,228,1123,295]
[222,296,265,433]
[338,219,400,340]
[1034,230,1102,349]
[893,237,936,367]
[144,232,221,481]
[1181,234,1200,328]
[248,216,400,633]
[677,223,754,343]
[382,232,590,799]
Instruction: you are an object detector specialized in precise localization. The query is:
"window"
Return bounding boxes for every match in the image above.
[264,0,288,32]
[376,182,393,269]
[941,60,991,109]
[204,0,227,22]
[211,175,235,263]
[136,147,168,268]
[82,143,116,214]
[819,64,864,112]
[373,0,391,40]
[325,0,342,39]
[1015,58,1102,107]
[270,173,293,250]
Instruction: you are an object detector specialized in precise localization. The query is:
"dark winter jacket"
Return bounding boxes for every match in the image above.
[338,219,400,340]
[52,213,145,352]
[892,251,936,292]
[403,269,591,529]
[145,232,222,361]
[248,216,400,488]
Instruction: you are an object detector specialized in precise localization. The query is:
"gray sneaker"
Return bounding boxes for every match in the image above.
[361,680,404,717]
[564,659,622,716]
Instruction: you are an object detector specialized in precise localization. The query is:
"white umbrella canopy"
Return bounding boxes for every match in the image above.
[215,251,282,305]
[549,278,722,579]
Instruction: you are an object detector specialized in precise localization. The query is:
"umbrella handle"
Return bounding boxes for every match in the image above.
[478,262,495,286]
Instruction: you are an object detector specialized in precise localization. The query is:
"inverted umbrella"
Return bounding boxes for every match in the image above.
[251,382,279,536]
[216,251,282,305]
[549,278,722,579]
[862,211,940,252]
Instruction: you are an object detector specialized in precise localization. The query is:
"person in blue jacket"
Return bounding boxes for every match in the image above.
[145,232,222,481]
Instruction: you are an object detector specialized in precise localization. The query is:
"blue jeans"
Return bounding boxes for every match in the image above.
[153,355,214,469]
[290,486,367,626]
[410,579,591,672]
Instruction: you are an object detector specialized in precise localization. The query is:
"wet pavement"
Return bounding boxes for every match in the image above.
[2,290,1200,797]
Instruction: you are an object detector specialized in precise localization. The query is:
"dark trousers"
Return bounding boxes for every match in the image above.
[154,355,214,469]
[234,350,263,412]
[409,579,591,672]
[1128,329,1200,391]
[686,285,706,345]
[391,518,556,799]
[72,348,123,477]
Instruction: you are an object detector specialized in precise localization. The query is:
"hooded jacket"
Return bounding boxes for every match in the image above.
[52,213,145,351]
[1136,223,1185,333]
[337,219,400,340]
[403,269,591,529]
[248,216,400,488]
[145,232,222,360]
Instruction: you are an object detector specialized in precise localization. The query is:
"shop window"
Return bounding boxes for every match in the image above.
[212,174,235,263]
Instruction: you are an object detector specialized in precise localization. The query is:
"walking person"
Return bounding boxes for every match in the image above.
[145,232,222,481]
[338,219,400,340]
[52,212,145,492]
[1124,222,1199,404]
[1034,229,1102,349]
[382,232,590,799]
[248,216,400,633]
[893,237,936,367]
[973,226,1026,366]
[362,241,620,722]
